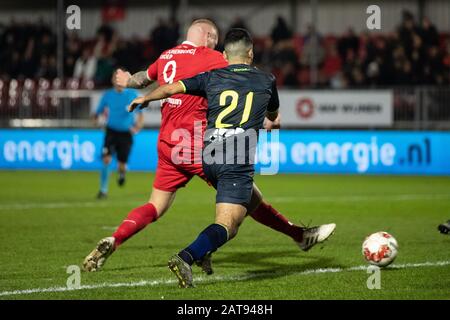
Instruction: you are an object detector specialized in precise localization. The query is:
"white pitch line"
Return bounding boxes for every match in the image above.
[1,194,449,211]
[0,201,138,211]
[100,226,118,231]
[272,194,450,203]
[1,260,449,297]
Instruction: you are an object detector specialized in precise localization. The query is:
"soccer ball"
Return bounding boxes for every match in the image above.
[362,232,398,267]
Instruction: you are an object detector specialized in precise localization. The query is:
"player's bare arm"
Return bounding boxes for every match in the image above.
[115,68,153,89]
[128,82,185,112]
[130,112,144,134]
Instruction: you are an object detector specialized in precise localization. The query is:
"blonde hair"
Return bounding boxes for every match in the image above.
[191,18,218,34]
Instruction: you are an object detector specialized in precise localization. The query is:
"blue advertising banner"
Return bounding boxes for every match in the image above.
[255,131,450,175]
[0,129,158,171]
[0,129,449,175]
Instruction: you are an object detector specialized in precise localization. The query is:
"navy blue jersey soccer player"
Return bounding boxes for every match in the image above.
[129,28,335,288]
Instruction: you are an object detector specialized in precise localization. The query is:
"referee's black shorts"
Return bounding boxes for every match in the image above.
[102,127,133,163]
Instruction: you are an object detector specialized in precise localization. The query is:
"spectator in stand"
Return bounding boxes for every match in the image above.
[424,46,446,85]
[272,39,298,70]
[166,20,180,50]
[409,33,426,83]
[443,40,450,80]
[150,18,166,56]
[419,17,440,48]
[398,10,418,55]
[64,33,82,77]
[337,28,359,62]
[351,67,365,87]
[5,51,21,79]
[113,37,146,73]
[271,16,292,45]
[301,24,325,68]
[230,17,250,33]
[73,47,97,81]
[20,37,37,78]
[0,14,449,88]
[90,25,118,86]
[396,60,415,85]
[322,42,342,79]
[36,55,57,79]
[150,18,179,59]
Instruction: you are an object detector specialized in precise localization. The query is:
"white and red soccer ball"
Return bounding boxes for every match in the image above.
[362,232,398,267]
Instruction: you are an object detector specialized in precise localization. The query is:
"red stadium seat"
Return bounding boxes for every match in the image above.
[33,78,54,118]
[81,79,95,90]
[66,78,80,90]
[3,79,21,118]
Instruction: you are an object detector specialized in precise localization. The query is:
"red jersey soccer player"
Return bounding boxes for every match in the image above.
[83,19,336,272]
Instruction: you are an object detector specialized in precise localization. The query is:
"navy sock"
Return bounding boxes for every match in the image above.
[178,224,229,265]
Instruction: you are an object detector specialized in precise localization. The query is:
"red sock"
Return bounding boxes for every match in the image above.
[112,203,158,248]
[250,202,303,242]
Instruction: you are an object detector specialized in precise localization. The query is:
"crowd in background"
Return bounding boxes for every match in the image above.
[0,10,449,88]
[252,11,450,88]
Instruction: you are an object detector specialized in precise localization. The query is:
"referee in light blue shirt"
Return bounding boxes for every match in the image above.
[94,71,144,199]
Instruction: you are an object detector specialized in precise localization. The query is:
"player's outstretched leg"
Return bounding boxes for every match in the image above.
[250,201,305,243]
[83,189,173,272]
[248,184,336,250]
[253,201,336,251]
[438,220,450,234]
[83,203,158,272]
[247,185,302,243]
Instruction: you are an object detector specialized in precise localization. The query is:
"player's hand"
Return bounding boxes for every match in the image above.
[130,126,140,135]
[128,96,148,112]
[264,113,281,130]
[115,68,131,88]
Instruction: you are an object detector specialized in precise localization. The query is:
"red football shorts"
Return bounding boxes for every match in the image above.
[153,140,208,192]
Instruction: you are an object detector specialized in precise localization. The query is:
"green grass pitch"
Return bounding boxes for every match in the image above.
[0,171,449,300]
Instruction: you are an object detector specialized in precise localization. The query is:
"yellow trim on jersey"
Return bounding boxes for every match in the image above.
[178,80,187,93]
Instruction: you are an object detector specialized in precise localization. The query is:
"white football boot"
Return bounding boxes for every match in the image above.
[297,223,336,251]
[82,237,115,272]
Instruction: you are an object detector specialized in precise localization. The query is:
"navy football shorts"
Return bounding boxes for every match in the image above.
[202,139,255,207]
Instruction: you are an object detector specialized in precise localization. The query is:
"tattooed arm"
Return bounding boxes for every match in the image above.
[115,69,153,89]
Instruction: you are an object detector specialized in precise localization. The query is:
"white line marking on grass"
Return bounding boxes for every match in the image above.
[1,194,449,211]
[100,226,117,231]
[272,194,450,203]
[0,201,138,211]
[1,260,449,297]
